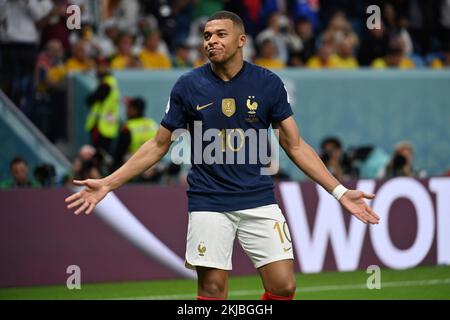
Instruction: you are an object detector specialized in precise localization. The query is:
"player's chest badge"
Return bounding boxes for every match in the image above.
[222,98,236,117]
[246,96,258,114]
[245,96,260,123]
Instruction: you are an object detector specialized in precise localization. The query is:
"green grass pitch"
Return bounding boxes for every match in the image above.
[1,265,449,300]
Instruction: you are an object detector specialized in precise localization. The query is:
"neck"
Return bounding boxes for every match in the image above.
[210,55,244,81]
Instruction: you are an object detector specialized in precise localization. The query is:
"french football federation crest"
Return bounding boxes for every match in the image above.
[197,242,206,256]
[222,98,236,117]
[246,96,258,114]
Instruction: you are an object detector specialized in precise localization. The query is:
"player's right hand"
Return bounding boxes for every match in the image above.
[65,179,110,215]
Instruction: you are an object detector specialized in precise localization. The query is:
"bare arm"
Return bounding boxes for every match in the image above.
[65,126,173,214]
[274,117,380,224]
[274,117,340,193]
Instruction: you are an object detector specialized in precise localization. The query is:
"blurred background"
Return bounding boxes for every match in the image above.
[0,0,450,299]
[1,0,449,186]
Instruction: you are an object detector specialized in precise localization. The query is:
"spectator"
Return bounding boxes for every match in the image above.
[371,44,415,69]
[65,40,96,73]
[39,0,71,53]
[47,40,96,87]
[63,156,83,186]
[172,42,194,68]
[293,17,316,65]
[407,0,440,56]
[113,97,158,170]
[306,40,341,69]
[322,11,359,50]
[185,16,208,54]
[0,0,53,115]
[63,144,109,185]
[382,2,413,56]
[110,33,142,69]
[0,157,40,189]
[291,0,321,32]
[254,38,286,69]
[79,144,97,162]
[85,57,120,155]
[336,35,359,68]
[109,0,140,36]
[79,160,103,180]
[358,23,390,66]
[92,19,120,59]
[34,39,66,142]
[256,12,290,64]
[135,15,172,55]
[139,31,172,69]
[430,46,450,68]
[33,163,56,187]
[319,137,348,181]
[35,39,65,92]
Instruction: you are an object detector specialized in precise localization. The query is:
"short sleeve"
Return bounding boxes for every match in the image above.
[160,78,188,131]
[269,74,294,123]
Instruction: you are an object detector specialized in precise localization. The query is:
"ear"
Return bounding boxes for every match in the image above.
[238,34,246,48]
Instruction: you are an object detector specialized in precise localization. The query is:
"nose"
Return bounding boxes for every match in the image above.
[208,34,219,46]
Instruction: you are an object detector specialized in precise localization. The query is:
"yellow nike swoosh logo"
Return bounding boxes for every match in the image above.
[196,102,214,111]
[283,247,292,252]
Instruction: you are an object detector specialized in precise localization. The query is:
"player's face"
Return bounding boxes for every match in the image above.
[203,19,245,65]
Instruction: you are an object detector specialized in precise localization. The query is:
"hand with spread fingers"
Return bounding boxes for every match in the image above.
[65,179,110,215]
[339,190,380,224]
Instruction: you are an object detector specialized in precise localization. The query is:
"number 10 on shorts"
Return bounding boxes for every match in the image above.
[274,221,292,252]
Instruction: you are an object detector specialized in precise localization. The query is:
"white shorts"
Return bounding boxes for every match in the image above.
[185,204,294,270]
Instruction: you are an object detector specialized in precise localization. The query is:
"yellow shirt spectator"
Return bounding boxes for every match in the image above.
[430,58,444,69]
[47,65,66,85]
[110,55,130,70]
[140,50,172,70]
[65,57,95,72]
[47,58,94,85]
[254,58,285,69]
[306,54,341,69]
[335,56,359,69]
[371,57,415,69]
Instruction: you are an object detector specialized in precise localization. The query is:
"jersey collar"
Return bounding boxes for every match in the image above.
[207,61,247,84]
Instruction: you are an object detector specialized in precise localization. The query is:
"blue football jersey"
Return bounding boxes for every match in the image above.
[161,61,293,212]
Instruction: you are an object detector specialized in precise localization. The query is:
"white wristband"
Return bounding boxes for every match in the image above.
[331,184,348,201]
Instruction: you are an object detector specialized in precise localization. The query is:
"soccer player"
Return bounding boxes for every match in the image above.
[65,11,380,300]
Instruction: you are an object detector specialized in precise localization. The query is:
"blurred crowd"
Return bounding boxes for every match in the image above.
[5,135,450,189]
[1,0,450,189]
[1,0,449,140]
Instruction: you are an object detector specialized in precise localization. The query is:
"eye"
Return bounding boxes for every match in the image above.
[204,34,211,41]
[219,32,226,37]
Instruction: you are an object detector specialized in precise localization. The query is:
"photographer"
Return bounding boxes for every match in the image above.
[34,163,56,187]
[384,141,425,179]
[319,136,354,181]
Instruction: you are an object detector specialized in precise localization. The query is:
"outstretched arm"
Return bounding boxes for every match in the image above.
[65,126,173,215]
[273,117,380,225]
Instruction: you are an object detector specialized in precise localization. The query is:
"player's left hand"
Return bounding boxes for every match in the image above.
[339,190,380,225]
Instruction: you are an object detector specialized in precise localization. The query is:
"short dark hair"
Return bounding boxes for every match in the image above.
[207,11,245,33]
[10,157,27,169]
[129,97,146,116]
[321,137,342,150]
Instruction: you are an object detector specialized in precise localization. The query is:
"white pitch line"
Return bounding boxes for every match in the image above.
[117,278,450,300]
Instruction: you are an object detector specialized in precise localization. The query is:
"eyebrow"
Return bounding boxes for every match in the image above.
[204,29,228,35]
